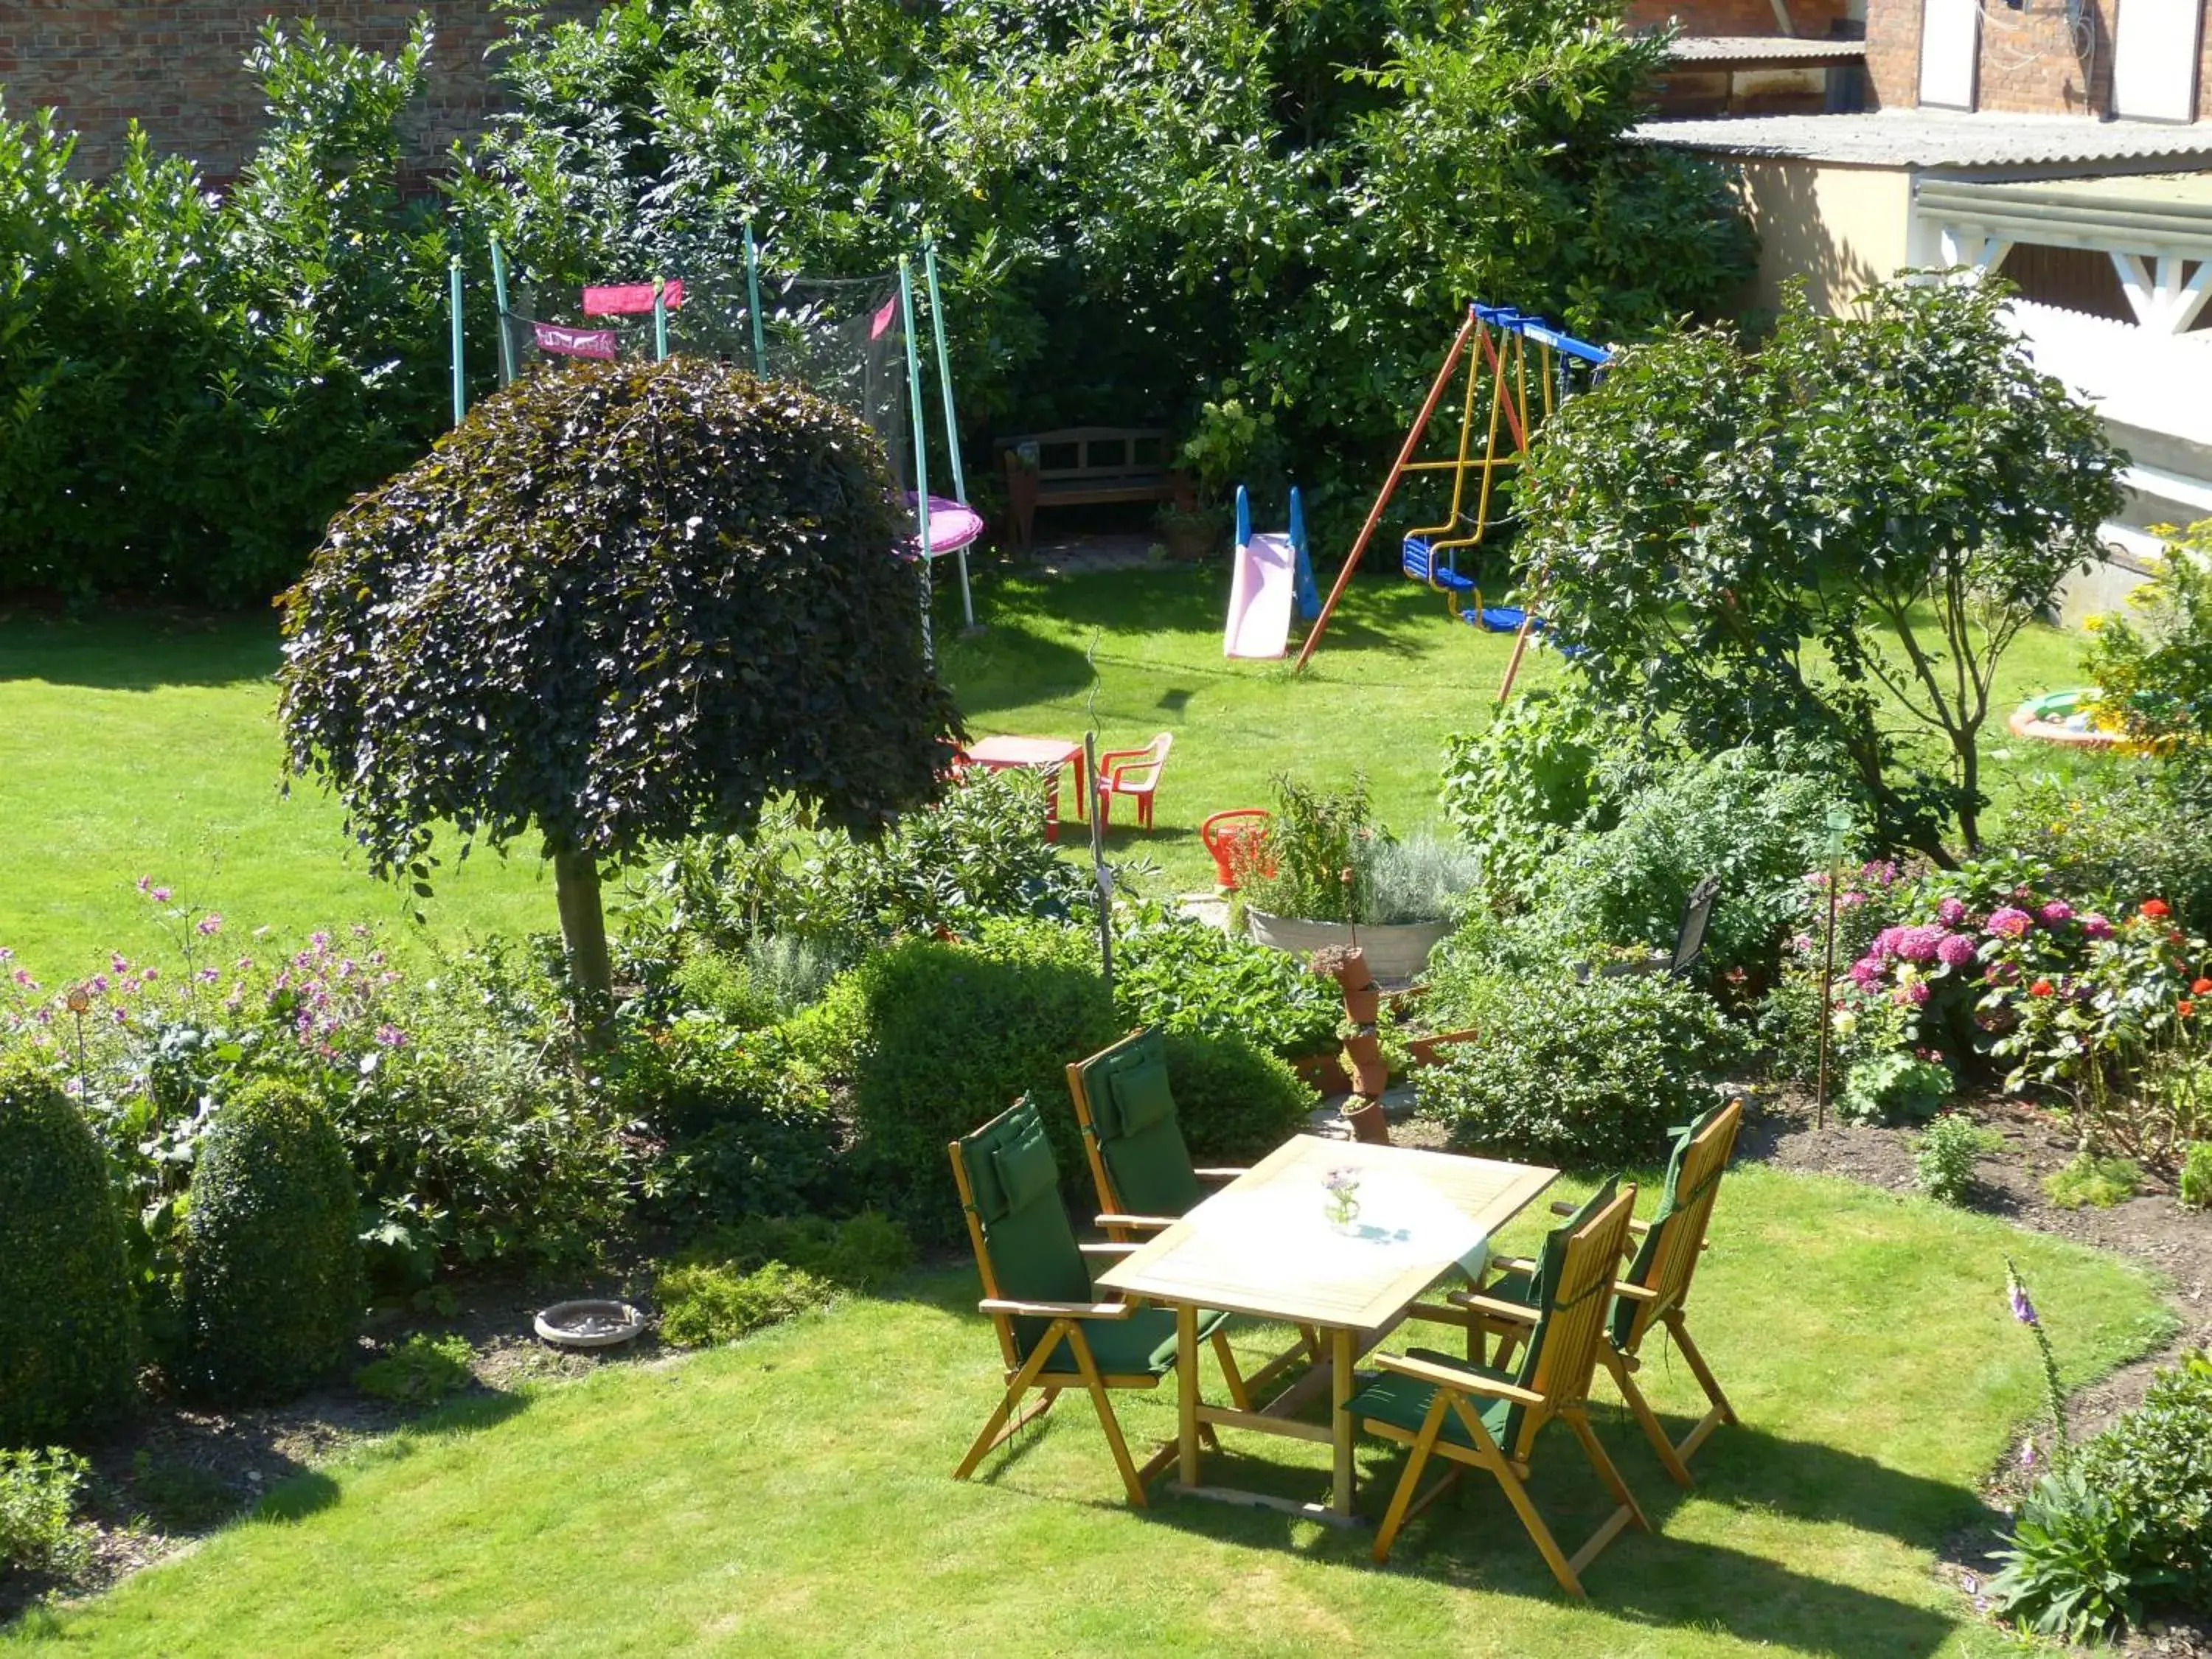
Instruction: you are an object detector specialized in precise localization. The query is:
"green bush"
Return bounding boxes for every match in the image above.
[2182,1141,2212,1210]
[1992,1351,2212,1641]
[0,23,459,603]
[1439,690,1626,900]
[684,1212,914,1293]
[1161,1029,1316,1165]
[828,921,1120,1237]
[1113,908,1338,1058]
[1999,764,2212,940]
[0,1447,91,1579]
[0,1057,137,1445]
[2042,1154,2143,1211]
[181,1077,365,1404]
[353,1334,476,1410]
[1413,974,1748,1168]
[658,1261,834,1349]
[1838,1051,1953,1127]
[1910,1114,2001,1205]
[611,1018,848,1230]
[1537,745,1863,983]
[642,771,1085,959]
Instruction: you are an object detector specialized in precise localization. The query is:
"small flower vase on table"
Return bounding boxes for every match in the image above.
[1323,1168,1362,1235]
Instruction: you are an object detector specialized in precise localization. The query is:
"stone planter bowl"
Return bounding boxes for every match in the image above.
[534,1299,646,1349]
[1245,912,1453,981]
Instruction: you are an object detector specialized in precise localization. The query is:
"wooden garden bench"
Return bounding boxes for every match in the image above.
[999,426,1185,552]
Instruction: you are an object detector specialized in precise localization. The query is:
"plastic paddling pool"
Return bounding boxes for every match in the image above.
[2007,687,2124,748]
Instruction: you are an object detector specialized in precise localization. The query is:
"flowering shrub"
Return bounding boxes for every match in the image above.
[1764,853,2208,1172]
[1,886,640,1300]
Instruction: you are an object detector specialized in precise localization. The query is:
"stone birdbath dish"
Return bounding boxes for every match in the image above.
[534,1299,646,1349]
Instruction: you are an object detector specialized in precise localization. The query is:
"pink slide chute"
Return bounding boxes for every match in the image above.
[1223,532,1297,659]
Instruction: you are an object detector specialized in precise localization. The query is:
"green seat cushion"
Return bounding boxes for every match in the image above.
[1345,1349,1515,1449]
[1038,1306,1234,1379]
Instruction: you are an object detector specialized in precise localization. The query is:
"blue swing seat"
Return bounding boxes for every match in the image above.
[1402,535,1475,594]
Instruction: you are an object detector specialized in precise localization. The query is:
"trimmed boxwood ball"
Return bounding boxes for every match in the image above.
[181,1077,365,1404]
[276,355,965,1001]
[0,1057,138,1444]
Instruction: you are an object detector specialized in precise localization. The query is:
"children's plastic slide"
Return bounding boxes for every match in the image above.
[1223,486,1319,659]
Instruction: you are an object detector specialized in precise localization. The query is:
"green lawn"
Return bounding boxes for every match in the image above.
[0,564,2107,984]
[11,1166,2173,1656]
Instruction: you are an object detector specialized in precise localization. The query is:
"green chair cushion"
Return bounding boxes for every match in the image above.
[1345,1349,1515,1450]
[1107,1057,1178,1135]
[1037,1306,1234,1380]
[992,1119,1061,1217]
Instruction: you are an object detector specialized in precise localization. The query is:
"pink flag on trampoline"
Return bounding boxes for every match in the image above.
[870,296,898,339]
[535,323,619,360]
[582,279,686,317]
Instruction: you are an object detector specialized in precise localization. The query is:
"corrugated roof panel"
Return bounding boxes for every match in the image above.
[1634,111,2212,170]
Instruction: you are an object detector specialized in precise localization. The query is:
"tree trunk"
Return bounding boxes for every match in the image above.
[553,848,615,1038]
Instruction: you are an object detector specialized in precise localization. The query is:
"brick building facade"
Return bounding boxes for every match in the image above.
[0,2,590,179]
[1864,0,2212,120]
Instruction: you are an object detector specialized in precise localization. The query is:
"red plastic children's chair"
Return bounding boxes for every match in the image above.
[1200,807,1272,888]
[1093,733,1173,830]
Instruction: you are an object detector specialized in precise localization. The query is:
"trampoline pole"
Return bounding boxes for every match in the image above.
[1293,305,1478,675]
[923,243,974,631]
[490,236,515,388]
[448,256,465,428]
[900,257,935,666]
[742,224,767,376]
[653,276,669,362]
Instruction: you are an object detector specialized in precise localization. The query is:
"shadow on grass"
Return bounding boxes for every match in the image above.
[0,612,280,690]
[1130,1408,1979,1659]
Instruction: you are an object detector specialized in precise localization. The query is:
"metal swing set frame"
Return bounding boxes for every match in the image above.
[1294,302,1610,699]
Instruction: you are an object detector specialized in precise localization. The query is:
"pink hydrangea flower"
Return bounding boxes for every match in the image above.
[1874,926,1907,958]
[2038,901,2073,925]
[1849,958,1885,990]
[1840,890,1867,909]
[1907,981,1930,1005]
[1937,933,1978,969]
[1936,897,1968,926]
[1987,907,2033,939]
[2081,913,2112,939]
[1791,933,1815,955]
[1896,925,1945,964]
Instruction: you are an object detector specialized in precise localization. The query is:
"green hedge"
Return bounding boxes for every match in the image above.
[181,1077,365,1404]
[824,921,1120,1238]
[0,1058,138,1444]
[1414,973,1750,1169]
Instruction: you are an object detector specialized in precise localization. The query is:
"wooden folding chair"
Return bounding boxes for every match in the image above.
[1346,1180,1649,1593]
[1066,1027,1319,1394]
[949,1095,1248,1506]
[1469,1099,1744,1486]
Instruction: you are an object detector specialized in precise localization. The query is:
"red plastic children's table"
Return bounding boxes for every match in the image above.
[963,736,1087,841]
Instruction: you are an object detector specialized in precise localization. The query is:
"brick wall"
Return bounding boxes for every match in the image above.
[1864,0,2211,117]
[1972,0,2113,116]
[0,3,591,180]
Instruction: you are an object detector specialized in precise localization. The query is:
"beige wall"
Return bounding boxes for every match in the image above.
[1731,159,1914,315]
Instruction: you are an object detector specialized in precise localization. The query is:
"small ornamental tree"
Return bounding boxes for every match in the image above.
[279,357,964,1004]
[1520,276,2124,863]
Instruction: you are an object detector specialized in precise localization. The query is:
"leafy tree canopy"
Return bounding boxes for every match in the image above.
[454,0,1753,539]
[1519,276,2124,863]
[279,355,964,993]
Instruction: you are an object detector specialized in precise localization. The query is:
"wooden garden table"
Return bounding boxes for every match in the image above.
[1097,1135,1557,1523]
